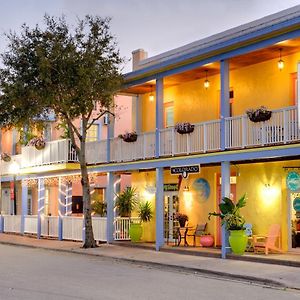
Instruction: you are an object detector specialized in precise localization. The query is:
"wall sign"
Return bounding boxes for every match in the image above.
[170,165,200,178]
[163,184,179,192]
[293,197,300,212]
[287,171,300,191]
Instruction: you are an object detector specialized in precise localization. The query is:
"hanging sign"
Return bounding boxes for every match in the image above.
[286,171,300,191]
[170,165,200,178]
[293,197,300,212]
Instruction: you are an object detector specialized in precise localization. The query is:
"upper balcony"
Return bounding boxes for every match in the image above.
[1,105,299,175]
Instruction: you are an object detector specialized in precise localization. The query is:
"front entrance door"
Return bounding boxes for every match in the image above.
[289,192,300,250]
[1,188,11,214]
[164,192,179,243]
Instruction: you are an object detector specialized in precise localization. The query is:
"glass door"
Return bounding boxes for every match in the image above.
[164,192,179,243]
[290,192,300,250]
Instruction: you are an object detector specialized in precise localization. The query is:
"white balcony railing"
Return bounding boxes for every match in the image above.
[110,132,156,162]
[225,106,300,149]
[159,120,221,156]
[21,139,77,168]
[86,140,107,164]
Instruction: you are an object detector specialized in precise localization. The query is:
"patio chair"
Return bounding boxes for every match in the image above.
[186,223,207,247]
[253,224,282,255]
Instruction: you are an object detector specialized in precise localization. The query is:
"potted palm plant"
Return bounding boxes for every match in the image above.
[136,201,153,242]
[208,195,247,255]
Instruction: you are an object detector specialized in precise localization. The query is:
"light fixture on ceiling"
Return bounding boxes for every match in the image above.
[149,85,154,102]
[278,48,284,70]
[204,70,210,89]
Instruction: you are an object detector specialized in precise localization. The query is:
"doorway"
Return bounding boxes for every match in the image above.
[289,192,300,251]
[164,191,179,243]
[1,188,11,214]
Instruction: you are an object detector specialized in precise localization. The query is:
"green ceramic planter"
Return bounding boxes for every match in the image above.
[129,223,143,242]
[229,230,247,255]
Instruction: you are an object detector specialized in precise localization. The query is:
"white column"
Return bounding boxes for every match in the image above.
[106,172,114,243]
[155,78,164,158]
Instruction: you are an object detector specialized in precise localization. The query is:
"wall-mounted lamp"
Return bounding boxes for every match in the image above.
[204,70,210,89]
[183,186,189,192]
[277,48,284,70]
[149,85,154,102]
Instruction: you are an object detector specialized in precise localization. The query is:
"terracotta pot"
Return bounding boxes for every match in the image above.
[199,235,214,247]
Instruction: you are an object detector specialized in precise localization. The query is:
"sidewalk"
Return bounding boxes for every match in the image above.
[0,233,299,290]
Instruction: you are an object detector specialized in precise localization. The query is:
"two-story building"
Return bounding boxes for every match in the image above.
[1,6,300,258]
[115,5,300,256]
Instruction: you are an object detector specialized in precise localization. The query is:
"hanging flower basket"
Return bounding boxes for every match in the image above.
[246,106,272,123]
[29,137,46,150]
[175,122,195,134]
[1,153,11,162]
[119,132,138,143]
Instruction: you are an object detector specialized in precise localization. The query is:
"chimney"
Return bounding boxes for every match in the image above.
[132,49,148,71]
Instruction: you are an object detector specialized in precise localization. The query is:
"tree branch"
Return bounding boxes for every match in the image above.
[86,110,115,130]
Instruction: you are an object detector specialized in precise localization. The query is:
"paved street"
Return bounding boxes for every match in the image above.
[0,244,299,300]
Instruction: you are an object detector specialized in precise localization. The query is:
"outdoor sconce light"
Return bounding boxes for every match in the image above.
[204,70,210,89]
[149,85,154,102]
[183,186,189,192]
[277,48,284,70]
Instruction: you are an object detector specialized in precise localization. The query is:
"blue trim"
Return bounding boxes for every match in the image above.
[155,78,164,158]
[91,144,300,173]
[20,182,28,235]
[221,162,231,259]
[106,172,114,243]
[124,28,300,88]
[155,167,164,251]
[220,60,230,150]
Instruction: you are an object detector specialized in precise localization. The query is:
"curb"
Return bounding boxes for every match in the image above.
[0,240,289,289]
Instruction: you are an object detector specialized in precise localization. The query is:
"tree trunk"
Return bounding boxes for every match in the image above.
[79,144,97,248]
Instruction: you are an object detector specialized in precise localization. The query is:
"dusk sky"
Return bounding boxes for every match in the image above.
[0,0,300,72]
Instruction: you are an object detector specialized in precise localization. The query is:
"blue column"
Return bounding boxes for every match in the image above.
[0,215,4,233]
[106,172,114,243]
[37,178,45,239]
[106,114,115,162]
[58,177,66,241]
[221,161,231,258]
[155,78,164,158]
[155,167,164,251]
[220,59,230,150]
[20,181,28,234]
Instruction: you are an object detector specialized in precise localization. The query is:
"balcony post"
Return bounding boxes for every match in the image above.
[155,167,164,251]
[58,177,66,241]
[37,178,45,239]
[220,60,230,150]
[135,95,142,134]
[20,180,28,235]
[221,161,231,259]
[65,182,72,216]
[155,78,164,158]
[106,172,114,243]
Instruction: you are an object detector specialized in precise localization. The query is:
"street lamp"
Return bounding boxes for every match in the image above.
[10,161,20,215]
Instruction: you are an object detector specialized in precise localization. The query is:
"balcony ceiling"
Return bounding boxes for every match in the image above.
[123,37,300,94]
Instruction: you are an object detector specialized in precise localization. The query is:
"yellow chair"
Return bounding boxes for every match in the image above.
[253,224,281,255]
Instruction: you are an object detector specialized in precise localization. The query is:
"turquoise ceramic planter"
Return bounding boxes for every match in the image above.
[229,230,247,255]
[129,223,142,242]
